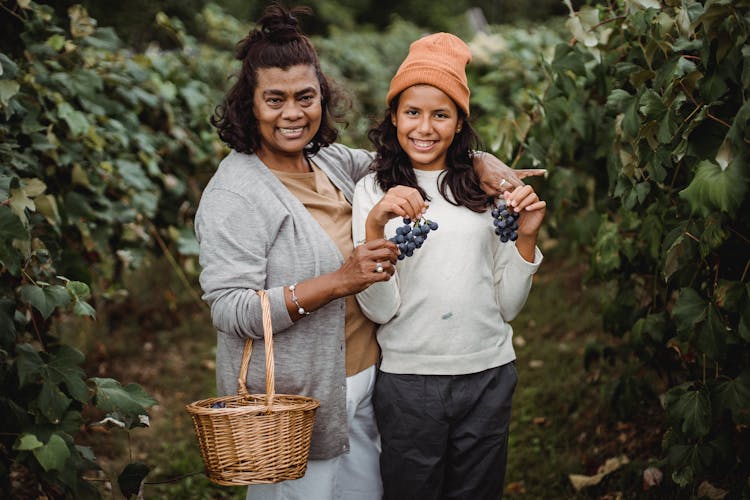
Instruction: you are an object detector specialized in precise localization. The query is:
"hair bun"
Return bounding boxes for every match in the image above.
[258,5,311,43]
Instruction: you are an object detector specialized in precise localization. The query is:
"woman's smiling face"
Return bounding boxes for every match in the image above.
[392,84,462,171]
[253,64,322,160]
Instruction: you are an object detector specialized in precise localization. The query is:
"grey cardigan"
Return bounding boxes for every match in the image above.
[194,144,374,459]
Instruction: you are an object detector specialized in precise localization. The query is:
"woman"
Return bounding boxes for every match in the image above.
[195,5,537,499]
[352,33,546,499]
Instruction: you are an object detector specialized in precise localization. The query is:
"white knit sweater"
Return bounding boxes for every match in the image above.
[352,169,543,375]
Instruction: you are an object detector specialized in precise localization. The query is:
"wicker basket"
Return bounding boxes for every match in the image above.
[186,289,320,486]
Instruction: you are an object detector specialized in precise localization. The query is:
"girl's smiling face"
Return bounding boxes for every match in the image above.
[392,84,463,171]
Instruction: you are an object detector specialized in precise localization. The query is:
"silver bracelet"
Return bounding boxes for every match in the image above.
[289,283,310,316]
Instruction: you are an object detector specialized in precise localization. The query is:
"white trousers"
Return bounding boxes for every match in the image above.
[246,365,382,500]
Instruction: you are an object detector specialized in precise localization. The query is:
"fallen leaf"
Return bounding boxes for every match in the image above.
[569,455,630,491]
[533,417,547,426]
[697,481,728,499]
[643,466,663,490]
[505,481,526,494]
[529,359,544,369]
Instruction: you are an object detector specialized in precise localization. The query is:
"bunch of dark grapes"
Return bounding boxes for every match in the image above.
[388,216,439,260]
[492,199,519,243]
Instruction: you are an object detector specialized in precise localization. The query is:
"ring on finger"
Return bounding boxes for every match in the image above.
[375,263,384,273]
[499,178,508,189]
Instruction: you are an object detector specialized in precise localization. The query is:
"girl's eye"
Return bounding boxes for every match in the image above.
[435,112,449,119]
[405,109,418,116]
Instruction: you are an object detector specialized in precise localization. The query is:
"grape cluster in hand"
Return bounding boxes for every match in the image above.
[492,199,518,243]
[388,216,439,260]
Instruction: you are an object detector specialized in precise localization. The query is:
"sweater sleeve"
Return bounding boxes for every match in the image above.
[493,242,543,322]
[351,175,401,324]
[195,187,294,339]
[316,143,375,183]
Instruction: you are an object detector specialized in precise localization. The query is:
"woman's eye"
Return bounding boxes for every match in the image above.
[405,109,418,116]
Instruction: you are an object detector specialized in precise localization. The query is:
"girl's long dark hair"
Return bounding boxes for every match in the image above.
[368,95,491,212]
[210,4,346,155]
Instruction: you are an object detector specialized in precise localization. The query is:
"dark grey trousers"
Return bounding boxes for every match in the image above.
[374,362,518,500]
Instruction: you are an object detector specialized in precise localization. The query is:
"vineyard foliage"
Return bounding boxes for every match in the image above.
[0,2,231,497]
[514,0,749,494]
[1,0,749,497]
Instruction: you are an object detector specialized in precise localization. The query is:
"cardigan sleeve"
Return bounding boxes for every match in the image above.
[351,175,401,324]
[315,143,375,183]
[195,187,294,339]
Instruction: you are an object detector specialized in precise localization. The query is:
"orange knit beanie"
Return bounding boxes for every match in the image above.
[386,32,472,116]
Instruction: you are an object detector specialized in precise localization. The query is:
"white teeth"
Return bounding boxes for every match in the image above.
[279,127,303,135]
[412,139,434,148]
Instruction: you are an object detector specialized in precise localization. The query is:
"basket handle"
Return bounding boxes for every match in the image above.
[236,289,275,407]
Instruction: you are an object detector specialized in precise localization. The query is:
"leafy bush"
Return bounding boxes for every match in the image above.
[0,2,229,496]
[514,0,749,494]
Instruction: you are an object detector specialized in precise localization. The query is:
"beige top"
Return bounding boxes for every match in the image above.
[270,163,379,376]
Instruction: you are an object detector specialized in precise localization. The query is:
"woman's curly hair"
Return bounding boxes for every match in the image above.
[367,94,491,213]
[211,4,346,155]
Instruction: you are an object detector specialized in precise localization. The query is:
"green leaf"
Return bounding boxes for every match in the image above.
[694,305,726,360]
[699,72,728,101]
[115,160,154,191]
[622,98,641,139]
[92,378,157,417]
[14,433,43,451]
[591,219,621,275]
[631,0,660,8]
[57,102,89,137]
[0,205,28,276]
[48,345,90,403]
[713,371,750,425]
[679,160,747,216]
[727,100,750,149]
[0,80,20,107]
[670,462,693,487]
[657,111,676,143]
[0,52,19,78]
[38,379,72,422]
[46,34,65,51]
[663,230,695,281]
[118,462,150,498]
[20,284,70,319]
[631,312,667,343]
[16,343,45,386]
[550,43,587,75]
[714,280,744,312]
[673,288,707,332]
[668,384,712,437]
[606,89,634,111]
[73,299,96,318]
[66,281,96,318]
[639,89,666,119]
[65,280,90,300]
[33,433,70,472]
